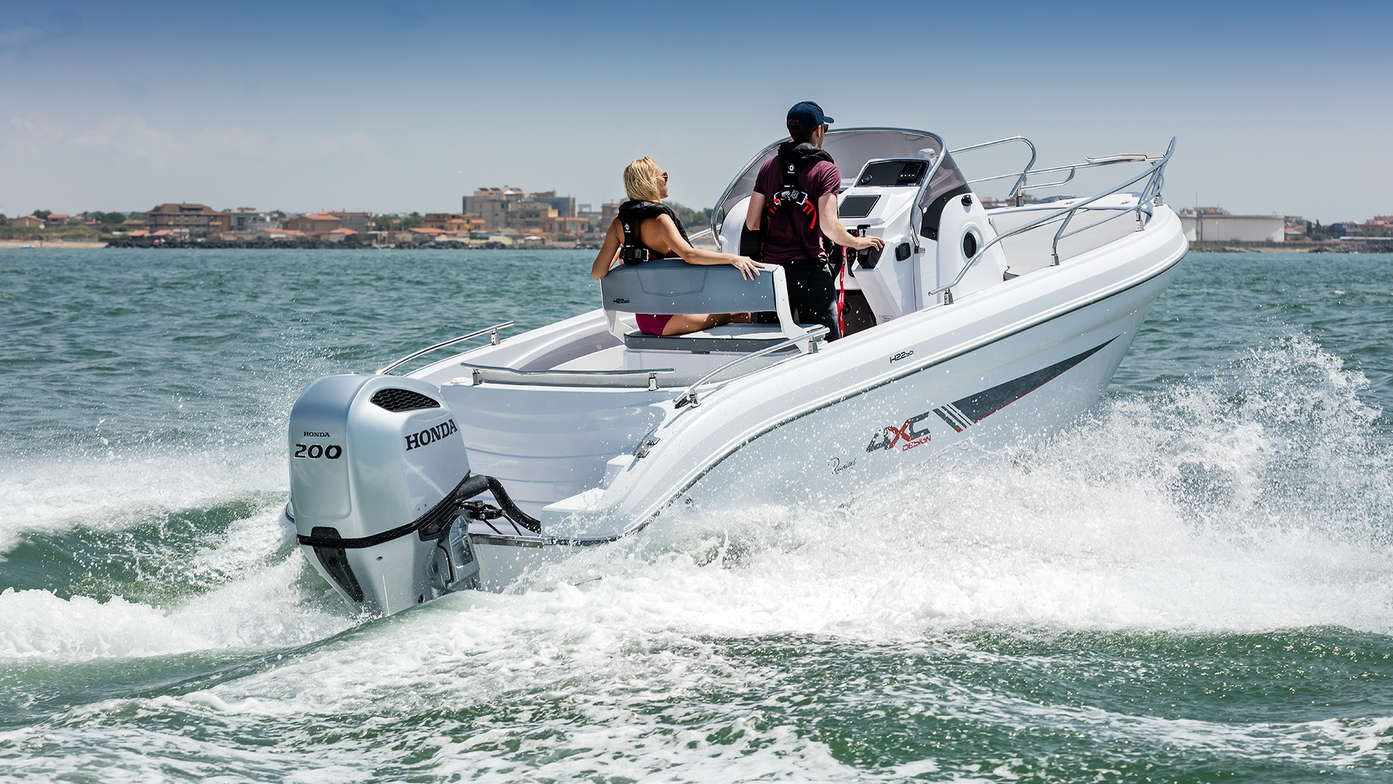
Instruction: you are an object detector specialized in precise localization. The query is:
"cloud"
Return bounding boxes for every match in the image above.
[0,26,43,48]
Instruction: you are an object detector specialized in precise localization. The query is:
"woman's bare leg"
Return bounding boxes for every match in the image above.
[661,313,731,336]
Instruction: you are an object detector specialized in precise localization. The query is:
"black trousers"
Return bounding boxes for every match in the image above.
[773,258,841,340]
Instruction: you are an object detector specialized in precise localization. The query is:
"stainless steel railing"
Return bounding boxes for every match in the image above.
[930,137,1176,305]
[948,136,1038,203]
[377,321,513,375]
[673,325,829,408]
[965,153,1154,194]
[462,363,674,390]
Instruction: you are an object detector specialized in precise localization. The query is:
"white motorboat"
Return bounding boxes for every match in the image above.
[284,128,1188,614]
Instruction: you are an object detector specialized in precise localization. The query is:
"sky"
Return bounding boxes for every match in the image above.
[1,0,1390,223]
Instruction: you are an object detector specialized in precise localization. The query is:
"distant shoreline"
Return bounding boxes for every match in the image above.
[0,239,107,249]
[1190,240,1393,253]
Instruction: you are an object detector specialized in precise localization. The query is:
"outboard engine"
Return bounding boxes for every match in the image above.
[286,374,485,614]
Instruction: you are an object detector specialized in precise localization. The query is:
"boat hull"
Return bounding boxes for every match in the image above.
[470,249,1184,587]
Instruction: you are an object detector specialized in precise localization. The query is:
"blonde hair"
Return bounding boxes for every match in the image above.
[623,156,664,202]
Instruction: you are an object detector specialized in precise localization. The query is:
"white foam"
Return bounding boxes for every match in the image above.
[0,589,207,659]
[0,447,284,553]
[0,524,350,662]
[8,335,1389,667]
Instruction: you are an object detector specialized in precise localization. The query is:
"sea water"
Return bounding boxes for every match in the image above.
[0,249,1389,782]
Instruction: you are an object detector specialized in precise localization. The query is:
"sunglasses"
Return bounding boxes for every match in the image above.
[660,171,669,181]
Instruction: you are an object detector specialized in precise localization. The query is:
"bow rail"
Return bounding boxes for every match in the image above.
[933,137,1176,304]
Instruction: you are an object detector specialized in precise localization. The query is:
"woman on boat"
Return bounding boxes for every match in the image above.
[591,156,762,336]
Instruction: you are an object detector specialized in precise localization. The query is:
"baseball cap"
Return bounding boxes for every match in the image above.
[786,101,834,133]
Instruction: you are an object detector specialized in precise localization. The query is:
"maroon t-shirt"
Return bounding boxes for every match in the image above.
[754,156,841,263]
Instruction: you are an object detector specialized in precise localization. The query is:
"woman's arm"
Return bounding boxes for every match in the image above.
[650,215,763,280]
[590,219,622,279]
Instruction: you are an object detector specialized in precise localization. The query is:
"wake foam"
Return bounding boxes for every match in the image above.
[0,447,284,554]
[3,335,1388,665]
[0,504,351,661]
[0,557,350,661]
[513,334,1393,636]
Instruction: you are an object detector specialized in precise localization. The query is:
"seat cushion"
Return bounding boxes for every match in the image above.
[623,322,795,353]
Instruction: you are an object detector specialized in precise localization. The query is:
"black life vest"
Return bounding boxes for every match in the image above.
[764,142,835,257]
[617,200,690,264]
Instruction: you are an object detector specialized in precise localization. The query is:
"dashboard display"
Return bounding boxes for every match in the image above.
[857,160,929,188]
[838,195,880,219]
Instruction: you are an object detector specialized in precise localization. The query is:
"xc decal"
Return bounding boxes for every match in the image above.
[866,411,933,452]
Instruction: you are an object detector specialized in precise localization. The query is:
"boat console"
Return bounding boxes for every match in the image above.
[711,128,1009,328]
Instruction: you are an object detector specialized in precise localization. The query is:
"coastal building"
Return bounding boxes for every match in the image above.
[258,228,305,241]
[1180,207,1284,243]
[463,187,527,228]
[1284,216,1309,240]
[546,216,591,242]
[422,213,463,230]
[1356,215,1393,236]
[507,201,558,234]
[423,213,486,233]
[148,203,230,236]
[527,190,577,218]
[462,186,582,232]
[599,202,621,231]
[8,215,44,229]
[284,213,343,236]
[326,211,372,232]
[229,208,280,234]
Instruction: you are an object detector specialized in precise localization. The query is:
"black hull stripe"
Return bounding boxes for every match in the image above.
[951,338,1114,425]
[946,405,972,430]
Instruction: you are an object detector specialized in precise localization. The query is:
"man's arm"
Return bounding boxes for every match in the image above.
[817,192,883,251]
[741,193,766,259]
[744,193,766,230]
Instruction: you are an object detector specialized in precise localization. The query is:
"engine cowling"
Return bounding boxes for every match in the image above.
[287,374,479,614]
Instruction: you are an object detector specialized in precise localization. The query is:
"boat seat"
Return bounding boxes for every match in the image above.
[623,322,798,353]
[599,259,809,348]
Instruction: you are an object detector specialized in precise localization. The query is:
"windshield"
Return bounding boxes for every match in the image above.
[712,127,967,234]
